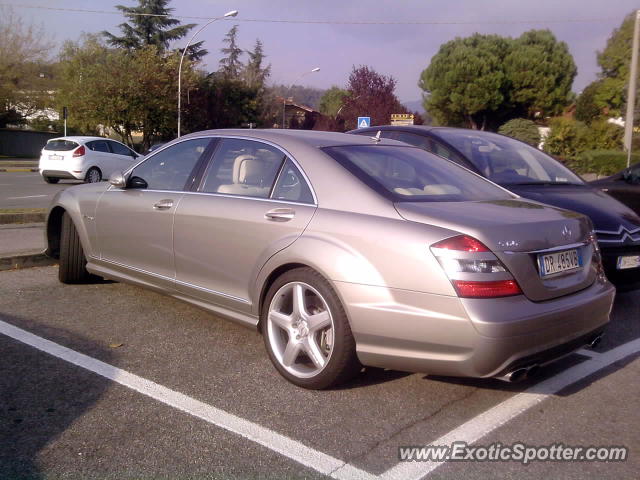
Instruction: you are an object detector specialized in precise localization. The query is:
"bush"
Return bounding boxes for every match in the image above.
[498,118,540,146]
[572,150,640,175]
[543,118,623,160]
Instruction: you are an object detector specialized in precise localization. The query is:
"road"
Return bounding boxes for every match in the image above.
[1,265,638,479]
[0,171,80,209]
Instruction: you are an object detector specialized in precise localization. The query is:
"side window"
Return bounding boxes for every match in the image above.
[200,138,285,199]
[272,159,314,204]
[129,138,210,191]
[429,140,467,168]
[87,140,110,153]
[108,140,135,157]
[392,131,431,150]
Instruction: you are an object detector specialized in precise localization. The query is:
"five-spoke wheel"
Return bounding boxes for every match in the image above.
[262,268,360,389]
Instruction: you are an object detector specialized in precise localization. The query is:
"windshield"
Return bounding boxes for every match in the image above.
[44,139,79,151]
[432,130,584,186]
[322,145,514,203]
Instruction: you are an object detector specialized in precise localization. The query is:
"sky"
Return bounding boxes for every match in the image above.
[12,0,640,104]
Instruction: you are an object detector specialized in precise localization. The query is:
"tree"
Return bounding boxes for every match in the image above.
[242,39,271,90]
[318,86,348,117]
[340,65,407,130]
[498,119,540,146]
[503,30,576,118]
[219,25,243,79]
[56,35,198,148]
[0,7,54,127]
[420,34,512,130]
[102,0,206,60]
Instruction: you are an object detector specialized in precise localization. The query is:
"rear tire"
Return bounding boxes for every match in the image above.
[85,167,102,183]
[44,176,59,184]
[261,267,361,389]
[59,212,92,284]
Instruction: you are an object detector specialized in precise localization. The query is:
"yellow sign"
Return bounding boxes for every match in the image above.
[391,113,414,126]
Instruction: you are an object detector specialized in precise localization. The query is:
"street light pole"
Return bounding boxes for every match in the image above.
[282,67,320,129]
[177,10,238,138]
[623,9,640,167]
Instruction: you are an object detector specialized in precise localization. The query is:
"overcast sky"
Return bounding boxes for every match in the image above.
[17,0,640,103]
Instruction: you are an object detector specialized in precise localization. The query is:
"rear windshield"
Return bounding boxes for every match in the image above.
[322,145,513,202]
[45,140,79,151]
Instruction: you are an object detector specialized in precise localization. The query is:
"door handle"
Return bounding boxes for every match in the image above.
[265,208,295,222]
[153,199,174,210]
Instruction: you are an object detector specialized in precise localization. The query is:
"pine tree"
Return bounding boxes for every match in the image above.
[102,0,206,60]
[242,39,271,90]
[219,25,244,79]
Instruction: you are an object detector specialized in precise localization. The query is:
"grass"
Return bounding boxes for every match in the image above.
[0,208,46,214]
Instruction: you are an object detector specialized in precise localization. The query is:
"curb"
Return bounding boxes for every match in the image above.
[0,168,39,172]
[0,252,56,271]
[0,213,46,225]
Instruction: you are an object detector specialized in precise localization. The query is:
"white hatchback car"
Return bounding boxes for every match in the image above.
[39,136,140,184]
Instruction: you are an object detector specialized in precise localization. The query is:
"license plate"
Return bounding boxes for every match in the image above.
[538,249,581,277]
[617,255,640,270]
[48,154,63,161]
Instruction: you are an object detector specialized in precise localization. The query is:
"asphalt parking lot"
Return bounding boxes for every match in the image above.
[1,265,638,479]
[0,172,78,209]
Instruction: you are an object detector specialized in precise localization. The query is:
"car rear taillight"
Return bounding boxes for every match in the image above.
[588,231,606,279]
[72,145,86,157]
[431,235,522,298]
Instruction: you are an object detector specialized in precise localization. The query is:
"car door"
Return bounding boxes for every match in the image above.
[173,137,317,312]
[85,140,112,171]
[106,140,139,177]
[95,137,214,288]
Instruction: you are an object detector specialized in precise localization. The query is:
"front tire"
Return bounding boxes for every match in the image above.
[261,268,360,389]
[59,212,92,284]
[43,176,59,184]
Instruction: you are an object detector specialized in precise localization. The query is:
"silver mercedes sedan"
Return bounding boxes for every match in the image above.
[45,130,615,389]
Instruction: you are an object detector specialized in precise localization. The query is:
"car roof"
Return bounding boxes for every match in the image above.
[181,128,410,149]
[48,136,120,144]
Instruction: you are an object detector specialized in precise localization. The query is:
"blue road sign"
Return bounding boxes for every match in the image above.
[357,116,371,128]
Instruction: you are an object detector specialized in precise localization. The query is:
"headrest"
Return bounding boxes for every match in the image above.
[233,155,265,186]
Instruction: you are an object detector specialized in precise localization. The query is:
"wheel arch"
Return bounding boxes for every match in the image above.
[46,206,67,258]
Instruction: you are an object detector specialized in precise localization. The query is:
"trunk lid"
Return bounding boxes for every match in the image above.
[396,198,598,301]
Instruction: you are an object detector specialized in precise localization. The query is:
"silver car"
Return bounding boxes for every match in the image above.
[45,130,615,389]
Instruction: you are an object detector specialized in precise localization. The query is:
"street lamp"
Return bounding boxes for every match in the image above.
[282,67,320,129]
[177,9,238,137]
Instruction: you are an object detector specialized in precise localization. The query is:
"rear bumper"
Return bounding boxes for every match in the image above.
[337,278,615,378]
[40,169,82,180]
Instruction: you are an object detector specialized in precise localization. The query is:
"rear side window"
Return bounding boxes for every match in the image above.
[108,140,135,156]
[45,140,78,151]
[272,159,314,204]
[323,145,513,203]
[86,140,110,153]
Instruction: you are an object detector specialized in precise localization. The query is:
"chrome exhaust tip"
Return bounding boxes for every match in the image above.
[588,335,603,349]
[497,367,529,383]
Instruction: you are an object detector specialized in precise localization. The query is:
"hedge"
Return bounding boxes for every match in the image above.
[571,150,640,176]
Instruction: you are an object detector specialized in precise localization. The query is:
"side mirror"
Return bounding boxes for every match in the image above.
[109,171,126,188]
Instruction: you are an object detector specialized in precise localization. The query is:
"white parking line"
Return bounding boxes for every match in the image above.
[376,338,640,480]
[0,317,638,480]
[0,319,374,480]
[6,194,48,199]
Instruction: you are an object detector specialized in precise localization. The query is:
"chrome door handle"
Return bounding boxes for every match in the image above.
[153,199,174,210]
[265,208,295,221]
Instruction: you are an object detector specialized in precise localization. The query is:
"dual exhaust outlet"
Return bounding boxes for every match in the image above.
[496,334,603,383]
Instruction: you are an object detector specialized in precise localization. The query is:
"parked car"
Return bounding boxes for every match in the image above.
[350,125,640,290]
[38,136,140,184]
[589,162,640,216]
[45,130,614,389]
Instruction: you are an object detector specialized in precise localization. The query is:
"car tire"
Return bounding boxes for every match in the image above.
[44,176,60,184]
[59,212,92,284]
[85,167,102,183]
[261,267,360,389]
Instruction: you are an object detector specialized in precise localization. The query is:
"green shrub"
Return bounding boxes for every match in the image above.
[572,150,640,175]
[498,118,540,146]
[543,118,623,160]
